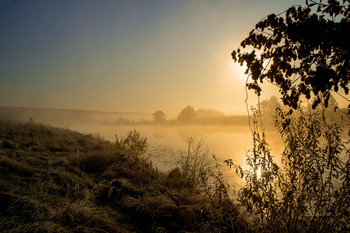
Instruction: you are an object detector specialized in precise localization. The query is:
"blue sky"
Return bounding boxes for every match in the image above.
[0,0,300,114]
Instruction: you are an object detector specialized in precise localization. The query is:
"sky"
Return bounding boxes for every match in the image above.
[0,0,308,115]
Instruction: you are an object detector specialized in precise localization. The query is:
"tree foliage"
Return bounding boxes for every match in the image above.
[153,110,166,123]
[177,106,197,123]
[232,0,350,109]
[227,1,350,232]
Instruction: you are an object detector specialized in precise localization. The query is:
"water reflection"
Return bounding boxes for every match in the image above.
[67,123,284,190]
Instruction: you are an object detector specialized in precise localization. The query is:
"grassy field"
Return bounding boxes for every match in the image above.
[0,120,248,233]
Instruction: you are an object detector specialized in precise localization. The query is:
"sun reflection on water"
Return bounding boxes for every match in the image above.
[256,167,262,179]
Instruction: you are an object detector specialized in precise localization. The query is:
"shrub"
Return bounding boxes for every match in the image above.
[115,130,148,157]
[226,106,350,232]
[175,138,214,190]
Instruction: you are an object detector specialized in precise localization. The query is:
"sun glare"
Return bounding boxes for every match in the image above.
[256,167,262,179]
[232,63,248,80]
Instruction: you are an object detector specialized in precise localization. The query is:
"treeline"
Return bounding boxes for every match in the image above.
[105,106,249,126]
[0,107,150,127]
[111,96,347,127]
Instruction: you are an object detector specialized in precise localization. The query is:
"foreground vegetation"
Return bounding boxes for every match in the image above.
[229,0,350,230]
[227,106,350,232]
[0,120,248,233]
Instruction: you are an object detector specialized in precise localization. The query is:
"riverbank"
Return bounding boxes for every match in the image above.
[0,120,249,232]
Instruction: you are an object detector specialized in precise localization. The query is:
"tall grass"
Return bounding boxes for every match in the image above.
[0,120,249,232]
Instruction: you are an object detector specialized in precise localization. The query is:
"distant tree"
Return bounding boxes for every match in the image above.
[153,110,166,123]
[195,108,225,119]
[259,96,279,116]
[116,117,130,125]
[231,0,350,109]
[177,106,197,123]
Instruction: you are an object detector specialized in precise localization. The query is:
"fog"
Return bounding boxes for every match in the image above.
[2,103,347,192]
[0,106,286,189]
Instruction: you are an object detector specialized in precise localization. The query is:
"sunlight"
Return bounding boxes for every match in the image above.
[232,62,248,80]
[256,166,262,179]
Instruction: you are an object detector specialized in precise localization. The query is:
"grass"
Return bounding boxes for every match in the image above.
[0,120,249,233]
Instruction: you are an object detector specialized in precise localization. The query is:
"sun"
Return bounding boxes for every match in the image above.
[232,62,248,80]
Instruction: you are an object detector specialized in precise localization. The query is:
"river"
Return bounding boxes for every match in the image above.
[68,123,284,189]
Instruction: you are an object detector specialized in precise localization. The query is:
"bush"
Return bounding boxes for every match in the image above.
[226,106,350,232]
[115,130,148,157]
[175,138,214,190]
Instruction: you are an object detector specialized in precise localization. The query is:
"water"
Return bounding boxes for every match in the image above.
[2,108,346,194]
[68,123,284,190]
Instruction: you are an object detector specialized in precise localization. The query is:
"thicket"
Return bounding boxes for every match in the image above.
[228,0,350,231]
[226,104,349,232]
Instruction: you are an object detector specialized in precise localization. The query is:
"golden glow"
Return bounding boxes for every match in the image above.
[256,167,262,179]
[0,1,308,114]
[232,63,248,80]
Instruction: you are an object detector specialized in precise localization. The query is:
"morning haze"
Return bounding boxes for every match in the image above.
[1,0,349,232]
[0,0,298,115]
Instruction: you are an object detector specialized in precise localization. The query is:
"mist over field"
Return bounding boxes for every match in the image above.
[1,0,349,231]
[1,94,347,185]
[0,104,291,175]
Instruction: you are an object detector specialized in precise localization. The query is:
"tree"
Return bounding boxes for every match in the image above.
[227,107,350,232]
[153,110,166,123]
[226,1,350,232]
[177,106,197,123]
[231,0,350,109]
[195,108,225,119]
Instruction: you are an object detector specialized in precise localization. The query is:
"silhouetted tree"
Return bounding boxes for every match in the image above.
[153,110,166,123]
[227,1,350,232]
[177,106,197,123]
[232,0,350,109]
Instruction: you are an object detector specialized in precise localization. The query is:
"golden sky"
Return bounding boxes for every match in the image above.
[4,0,341,115]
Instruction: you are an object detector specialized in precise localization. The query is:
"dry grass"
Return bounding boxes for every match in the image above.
[0,120,249,232]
